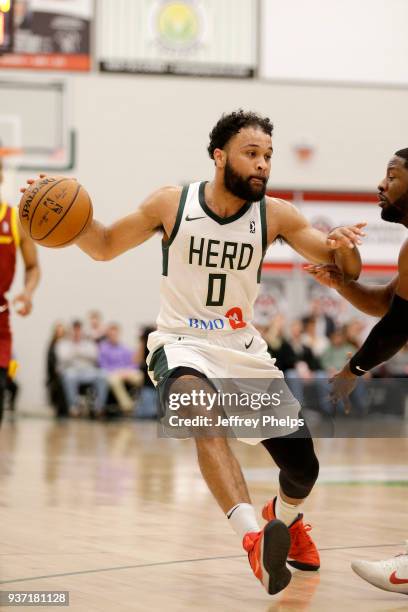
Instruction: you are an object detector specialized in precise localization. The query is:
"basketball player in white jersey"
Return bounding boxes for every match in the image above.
[306,148,408,595]
[24,110,365,595]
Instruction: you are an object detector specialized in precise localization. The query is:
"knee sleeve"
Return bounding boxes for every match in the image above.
[278,450,319,499]
[262,436,319,499]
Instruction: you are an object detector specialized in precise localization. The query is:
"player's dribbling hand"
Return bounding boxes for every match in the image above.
[326,223,367,249]
[304,263,345,289]
[13,292,33,317]
[20,174,47,194]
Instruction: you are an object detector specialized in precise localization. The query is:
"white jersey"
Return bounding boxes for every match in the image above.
[156,181,267,336]
[148,182,302,445]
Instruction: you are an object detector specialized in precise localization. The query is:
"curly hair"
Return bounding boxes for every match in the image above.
[395,148,408,170]
[208,110,273,160]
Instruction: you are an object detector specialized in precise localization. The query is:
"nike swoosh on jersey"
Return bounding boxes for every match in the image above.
[389,571,408,585]
[245,337,254,350]
[185,215,206,222]
[355,365,368,373]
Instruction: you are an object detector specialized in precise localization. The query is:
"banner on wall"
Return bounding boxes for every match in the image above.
[98,0,257,77]
[0,0,92,71]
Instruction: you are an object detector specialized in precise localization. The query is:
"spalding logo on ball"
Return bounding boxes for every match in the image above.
[19,176,93,248]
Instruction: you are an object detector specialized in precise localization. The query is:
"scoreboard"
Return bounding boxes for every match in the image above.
[0,0,13,54]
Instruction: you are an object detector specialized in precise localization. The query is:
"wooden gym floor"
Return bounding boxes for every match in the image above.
[0,417,407,611]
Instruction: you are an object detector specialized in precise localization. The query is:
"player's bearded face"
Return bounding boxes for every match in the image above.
[380,190,408,223]
[224,159,268,201]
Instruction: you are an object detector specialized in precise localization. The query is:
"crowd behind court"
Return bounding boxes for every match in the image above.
[45,311,157,419]
[5,301,408,419]
[255,297,408,417]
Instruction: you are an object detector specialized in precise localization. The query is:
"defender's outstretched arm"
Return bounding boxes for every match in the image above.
[306,263,398,317]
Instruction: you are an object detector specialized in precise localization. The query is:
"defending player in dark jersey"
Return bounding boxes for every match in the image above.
[306,148,408,594]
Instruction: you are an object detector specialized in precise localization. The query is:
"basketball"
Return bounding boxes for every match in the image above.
[19,176,93,248]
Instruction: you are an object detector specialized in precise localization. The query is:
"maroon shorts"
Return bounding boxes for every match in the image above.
[0,308,11,369]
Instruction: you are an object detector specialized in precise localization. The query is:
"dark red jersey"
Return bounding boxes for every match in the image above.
[0,203,19,368]
[0,203,19,299]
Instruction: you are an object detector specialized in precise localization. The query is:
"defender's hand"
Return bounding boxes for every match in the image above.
[329,363,357,414]
[305,263,346,290]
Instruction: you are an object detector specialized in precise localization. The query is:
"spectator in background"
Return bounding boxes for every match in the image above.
[98,323,143,413]
[309,296,336,338]
[287,319,323,374]
[343,318,366,350]
[134,325,158,418]
[85,310,106,343]
[320,327,356,376]
[56,320,108,417]
[46,322,69,417]
[256,314,303,373]
[284,320,326,406]
[319,326,367,415]
[301,315,329,358]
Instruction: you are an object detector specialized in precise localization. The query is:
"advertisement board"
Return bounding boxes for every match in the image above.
[0,0,92,71]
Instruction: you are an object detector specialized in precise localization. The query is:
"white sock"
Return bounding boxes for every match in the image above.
[226,503,260,540]
[275,494,301,526]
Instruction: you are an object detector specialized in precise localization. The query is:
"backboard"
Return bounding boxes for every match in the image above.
[0,77,75,172]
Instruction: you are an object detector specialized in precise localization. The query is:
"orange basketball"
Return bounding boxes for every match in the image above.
[19,176,93,248]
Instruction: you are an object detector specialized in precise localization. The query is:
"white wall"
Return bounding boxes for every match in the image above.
[261,0,408,86]
[8,72,408,411]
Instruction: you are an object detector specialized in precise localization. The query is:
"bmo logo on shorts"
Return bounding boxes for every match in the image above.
[188,318,225,331]
[188,307,247,331]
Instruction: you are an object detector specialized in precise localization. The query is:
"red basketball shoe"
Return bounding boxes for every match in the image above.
[262,498,320,571]
[243,519,292,594]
